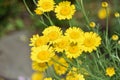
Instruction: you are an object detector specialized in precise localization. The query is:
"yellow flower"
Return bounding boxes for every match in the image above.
[54,36,69,52]
[89,22,96,28]
[37,0,55,12]
[82,32,101,53]
[66,70,85,80]
[65,27,84,43]
[54,57,68,75]
[114,12,120,18]
[44,77,52,80]
[31,72,44,80]
[102,2,108,8]
[42,26,62,43]
[32,61,48,72]
[31,45,55,63]
[106,67,115,77]
[34,7,43,15]
[98,8,110,19]
[65,43,83,58]
[55,1,76,20]
[112,34,119,41]
[29,34,49,47]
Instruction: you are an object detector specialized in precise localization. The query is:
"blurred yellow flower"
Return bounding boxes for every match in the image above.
[34,7,43,15]
[37,0,55,12]
[114,12,120,18]
[54,57,68,75]
[44,77,52,80]
[102,2,108,8]
[112,34,119,41]
[42,26,62,43]
[106,67,115,77]
[32,61,48,72]
[98,8,110,19]
[82,32,101,53]
[55,1,76,20]
[31,72,44,80]
[66,69,85,80]
[31,45,54,63]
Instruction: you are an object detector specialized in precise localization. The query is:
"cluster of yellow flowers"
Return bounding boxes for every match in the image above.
[34,0,75,20]
[30,25,101,80]
[28,0,120,80]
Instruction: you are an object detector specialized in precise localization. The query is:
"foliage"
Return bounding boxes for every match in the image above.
[27,0,120,80]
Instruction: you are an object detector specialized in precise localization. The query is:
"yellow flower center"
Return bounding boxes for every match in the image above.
[38,63,46,67]
[69,46,79,53]
[48,31,59,41]
[84,38,94,47]
[70,31,80,39]
[60,7,71,16]
[38,51,50,61]
[41,2,52,10]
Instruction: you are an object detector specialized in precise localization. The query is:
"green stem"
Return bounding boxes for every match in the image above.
[32,0,37,5]
[23,0,34,16]
[80,0,90,30]
[43,13,54,26]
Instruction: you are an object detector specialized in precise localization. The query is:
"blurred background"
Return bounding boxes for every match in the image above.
[0,0,120,80]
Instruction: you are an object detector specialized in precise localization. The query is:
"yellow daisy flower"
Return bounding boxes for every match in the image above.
[112,34,119,41]
[31,72,44,80]
[65,27,84,43]
[37,0,55,12]
[55,1,76,20]
[32,61,48,72]
[31,45,55,63]
[54,36,69,52]
[29,34,49,47]
[54,57,68,75]
[34,7,43,15]
[106,67,115,77]
[42,26,63,43]
[65,42,83,58]
[82,32,101,53]
[89,22,96,28]
[44,77,52,80]
[66,69,85,80]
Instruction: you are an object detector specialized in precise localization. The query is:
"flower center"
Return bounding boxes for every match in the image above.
[70,31,80,39]
[60,7,71,16]
[38,51,49,61]
[48,31,59,41]
[41,2,52,10]
[84,38,94,47]
[69,46,79,53]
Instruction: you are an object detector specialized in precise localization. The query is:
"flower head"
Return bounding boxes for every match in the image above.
[102,2,108,8]
[54,57,68,75]
[65,27,84,43]
[114,12,120,18]
[42,26,62,43]
[31,72,44,80]
[37,0,55,12]
[31,45,54,63]
[82,32,101,53]
[44,77,52,80]
[55,1,76,20]
[98,8,110,19]
[106,67,115,77]
[34,7,43,15]
[32,61,48,72]
[112,34,119,41]
[89,22,96,28]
